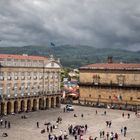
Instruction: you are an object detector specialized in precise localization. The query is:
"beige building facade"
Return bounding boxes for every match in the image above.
[0,54,61,115]
[79,63,140,110]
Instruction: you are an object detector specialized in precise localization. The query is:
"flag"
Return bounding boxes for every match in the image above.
[113,94,118,101]
[50,42,55,47]
[117,95,122,101]
[62,91,66,98]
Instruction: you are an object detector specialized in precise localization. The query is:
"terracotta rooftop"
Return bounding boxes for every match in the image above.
[80,63,140,70]
[0,54,48,61]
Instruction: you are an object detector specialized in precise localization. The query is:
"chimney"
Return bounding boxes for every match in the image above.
[107,56,113,63]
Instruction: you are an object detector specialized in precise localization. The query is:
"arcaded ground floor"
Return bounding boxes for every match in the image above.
[0,105,140,140]
[0,95,61,115]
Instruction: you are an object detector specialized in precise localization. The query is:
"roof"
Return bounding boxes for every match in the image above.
[80,63,140,70]
[0,54,48,61]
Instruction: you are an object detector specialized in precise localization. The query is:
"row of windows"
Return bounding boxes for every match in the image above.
[0,86,59,95]
[0,72,59,77]
[0,74,59,81]
[88,94,134,101]
[92,74,139,81]
[0,59,44,67]
[0,83,59,89]
[0,90,59,98]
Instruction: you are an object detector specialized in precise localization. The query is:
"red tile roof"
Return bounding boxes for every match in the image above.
[80,63,140,70]
[0,54,48,61]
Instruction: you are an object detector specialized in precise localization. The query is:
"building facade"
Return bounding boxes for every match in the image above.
[0,54,61,115]
[79,62,140,110]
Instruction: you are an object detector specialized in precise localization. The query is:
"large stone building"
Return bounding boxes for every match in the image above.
[79,60,140,110]
[0,54,61,115]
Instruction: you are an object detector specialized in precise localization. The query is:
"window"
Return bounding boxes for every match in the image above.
[51,62,54,67]
[14,72,18,80]
[45,73,48,79]
[14,83,18,97]
[27,82,30,95]
[27,72,31,79]
[55,73,58,79]
[109,96,111,99]
[21,72,25,80]
[33,72,37,79]
[39,73,43,79]
[117,75,125,86]
[0,84,3,96]
[134,74,139,81]
[6,83,11,96]
[33,82,38,95]
[14,83,18,89]
[21,83,25,96]
[89,94,91,97]
[98,95,101,98]
[130,97,133,101]
[7,72,12,80]
[0,72,4,80]
[93,74,100,85]
[105,73,109,80]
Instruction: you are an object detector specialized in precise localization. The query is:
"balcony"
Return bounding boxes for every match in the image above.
[0,76,4,80]
[27,76,31,80]
[7,76,12,80]
[33,76,37,80]
[15,76,18,80]
[39,76,43,79]
[21,76,25,80]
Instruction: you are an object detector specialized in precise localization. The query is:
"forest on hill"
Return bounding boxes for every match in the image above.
[0,45,140,68]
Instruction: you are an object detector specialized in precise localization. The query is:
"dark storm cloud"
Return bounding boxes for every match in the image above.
[0,0,140,50]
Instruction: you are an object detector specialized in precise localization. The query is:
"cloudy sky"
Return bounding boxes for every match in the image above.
[0,0,140,51]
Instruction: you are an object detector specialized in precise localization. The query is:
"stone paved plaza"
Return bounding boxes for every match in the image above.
[0,104,140,140]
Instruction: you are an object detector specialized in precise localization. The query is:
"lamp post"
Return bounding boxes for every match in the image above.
[0,63,2,118]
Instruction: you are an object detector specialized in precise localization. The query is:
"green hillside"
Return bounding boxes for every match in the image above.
[0,45,140,68]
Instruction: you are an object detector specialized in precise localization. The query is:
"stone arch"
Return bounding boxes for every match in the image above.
[14,101,18,113]
[27,99,31,111]
[51,97,54,108]
[33,99,37,111]
[1,102,5,115]
[21,100,25,112]
[39,98,44,110]
[56,97,60,107]
[46,98,49,109]
[7,102,12,114]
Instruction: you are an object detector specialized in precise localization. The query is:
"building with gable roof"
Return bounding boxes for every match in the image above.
[0,54,61,115]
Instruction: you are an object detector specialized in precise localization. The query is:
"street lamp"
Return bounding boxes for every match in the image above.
[0,63,2,117]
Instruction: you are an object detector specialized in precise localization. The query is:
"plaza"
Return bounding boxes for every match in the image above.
[0,104,140,140]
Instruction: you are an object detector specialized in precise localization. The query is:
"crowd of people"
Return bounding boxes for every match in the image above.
[68,124,88,140]
[0,119,11,137]
[0,106,139,139]
[0,119,11,129]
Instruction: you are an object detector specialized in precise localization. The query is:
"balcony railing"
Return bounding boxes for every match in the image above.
[0,76,4,80]
[79,82,140,89]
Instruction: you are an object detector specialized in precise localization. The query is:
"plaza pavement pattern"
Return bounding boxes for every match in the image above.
[0,104,140,140]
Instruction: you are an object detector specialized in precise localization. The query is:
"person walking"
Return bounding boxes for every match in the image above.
[50,125,53,133]
[37,122,39,128]
[8,122,10,128]
[124,126,127,137]
[122,112,124,117]
[5,120,7,128]
[63,107,66,113]
[128,113,130,119]
[96,110,98,115]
